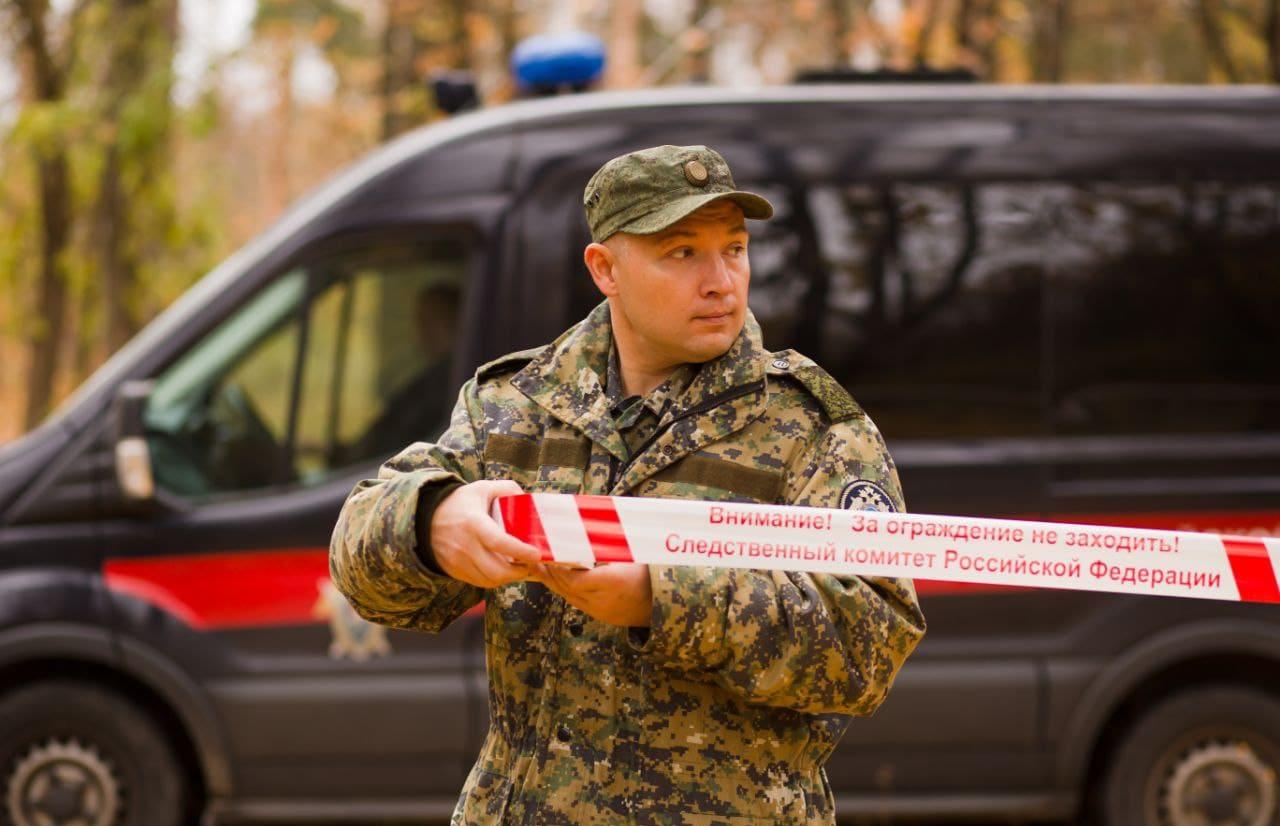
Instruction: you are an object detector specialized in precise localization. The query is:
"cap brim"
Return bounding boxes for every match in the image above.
[614,190,774,237]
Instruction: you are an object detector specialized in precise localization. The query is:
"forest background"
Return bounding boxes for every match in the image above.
[2,0,1279,442]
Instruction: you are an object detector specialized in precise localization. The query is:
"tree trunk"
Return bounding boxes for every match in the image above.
[1266,0,1280,83]
[90,0,177,355]
[26,152,72,428]
[269,38,296,214]
[1195,0,1241,82]
[955,0,978,68]
[97,146,131,354]
[914,0,942,67]
[497,0,519,72]
[685,0,714,82]
[380,0,404,140]
[1032,0,1070,82]
[832,0,853,66]
[13,0,74,428]
[380,0,431,140]
[376,0,396,139]
[448,0,468,69]
[606,0,643,88]
[96,0,142,355]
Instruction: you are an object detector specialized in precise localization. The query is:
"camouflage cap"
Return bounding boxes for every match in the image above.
[583,144,774,243]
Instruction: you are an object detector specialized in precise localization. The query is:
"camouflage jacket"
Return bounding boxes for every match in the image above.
[329,300,926,825]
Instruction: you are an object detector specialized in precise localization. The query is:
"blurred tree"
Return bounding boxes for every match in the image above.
[380,0,471,139]
[912,0,946,66]
[1,0,225,432]
[606,0,643,87]
[1201,0,1280,82]
[90,0,179,356]
[831,0,854,65]
[1198,0,1242,80]
[1031,0,1070,81]
[253,0,367,206]
[954,0,1003,79]
[1270,0,1280,80]
[4,0,85,428]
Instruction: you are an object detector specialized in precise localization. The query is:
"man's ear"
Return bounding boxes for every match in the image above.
[584,240,621,298]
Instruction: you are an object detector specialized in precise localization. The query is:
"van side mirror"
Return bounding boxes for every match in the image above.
[114,380,156,502]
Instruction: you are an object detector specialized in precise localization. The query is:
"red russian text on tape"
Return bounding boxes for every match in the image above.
[492,494,1280,605]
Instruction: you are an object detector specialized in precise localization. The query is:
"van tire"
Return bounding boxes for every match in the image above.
[0,680,189,826]
[1098,685,1280,826]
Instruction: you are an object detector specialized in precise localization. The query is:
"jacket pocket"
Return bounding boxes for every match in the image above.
[451,769,513,825]
[646,452,784,504]
[482,432,588,493]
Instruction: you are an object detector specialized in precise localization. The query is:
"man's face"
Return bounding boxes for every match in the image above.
[596,200,750,366]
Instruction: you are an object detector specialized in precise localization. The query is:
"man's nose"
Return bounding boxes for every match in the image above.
[698,254,734,296]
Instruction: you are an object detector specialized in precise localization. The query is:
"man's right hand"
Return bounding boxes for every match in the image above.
[429,480,542,588]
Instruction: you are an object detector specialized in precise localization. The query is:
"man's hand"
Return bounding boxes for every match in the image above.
[430,480,542,589]
[532,562,653,628]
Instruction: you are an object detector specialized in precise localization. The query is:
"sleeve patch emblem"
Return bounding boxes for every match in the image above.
[839,480,897,513]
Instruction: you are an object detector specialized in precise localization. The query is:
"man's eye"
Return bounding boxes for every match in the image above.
[727,244,746,256]
[670,247,693,259]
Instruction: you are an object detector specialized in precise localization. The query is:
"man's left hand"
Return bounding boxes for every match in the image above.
[531,563,652,628]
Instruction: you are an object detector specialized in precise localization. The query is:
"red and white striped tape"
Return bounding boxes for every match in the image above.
[493,494,1280,605]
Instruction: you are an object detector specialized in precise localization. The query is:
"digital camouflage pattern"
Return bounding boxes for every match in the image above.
[330,300,927,824]
[582,144,773,243]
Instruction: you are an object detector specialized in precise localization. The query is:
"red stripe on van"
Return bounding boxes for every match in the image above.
[914,581,1026,596]
[105,550,331,630]
[105,549,485,630]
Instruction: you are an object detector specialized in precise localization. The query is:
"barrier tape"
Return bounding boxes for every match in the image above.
[493,494,1280,605]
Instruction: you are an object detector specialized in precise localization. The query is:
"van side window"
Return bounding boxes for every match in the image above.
[745,181,1048,439]
[1047,182,1280,435]
[144,237,467,498]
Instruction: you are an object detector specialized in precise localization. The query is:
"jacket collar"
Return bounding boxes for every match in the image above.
[511,300,769,476]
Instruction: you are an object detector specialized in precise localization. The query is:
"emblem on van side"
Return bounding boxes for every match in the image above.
[839,480,896,513]
[313,579,392,661]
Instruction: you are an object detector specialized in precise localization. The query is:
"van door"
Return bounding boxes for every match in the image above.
[101,230,481,804]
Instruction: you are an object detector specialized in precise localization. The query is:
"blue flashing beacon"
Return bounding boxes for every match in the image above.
[511,31,606,91]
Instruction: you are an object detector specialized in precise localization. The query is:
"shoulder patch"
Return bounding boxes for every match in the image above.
[767,350,864,424]
[476,346,544,382]
[839,480,897,512]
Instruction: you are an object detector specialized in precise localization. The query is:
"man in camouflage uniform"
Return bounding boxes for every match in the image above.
[330,144,926,824]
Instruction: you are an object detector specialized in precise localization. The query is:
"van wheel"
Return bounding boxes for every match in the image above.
[0,681,189,826]
[1099,685,1280,826]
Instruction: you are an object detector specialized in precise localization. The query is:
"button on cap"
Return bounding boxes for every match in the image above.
[683,159,709,186]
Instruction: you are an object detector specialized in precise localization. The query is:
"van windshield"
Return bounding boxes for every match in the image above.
[143,236,468,499]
